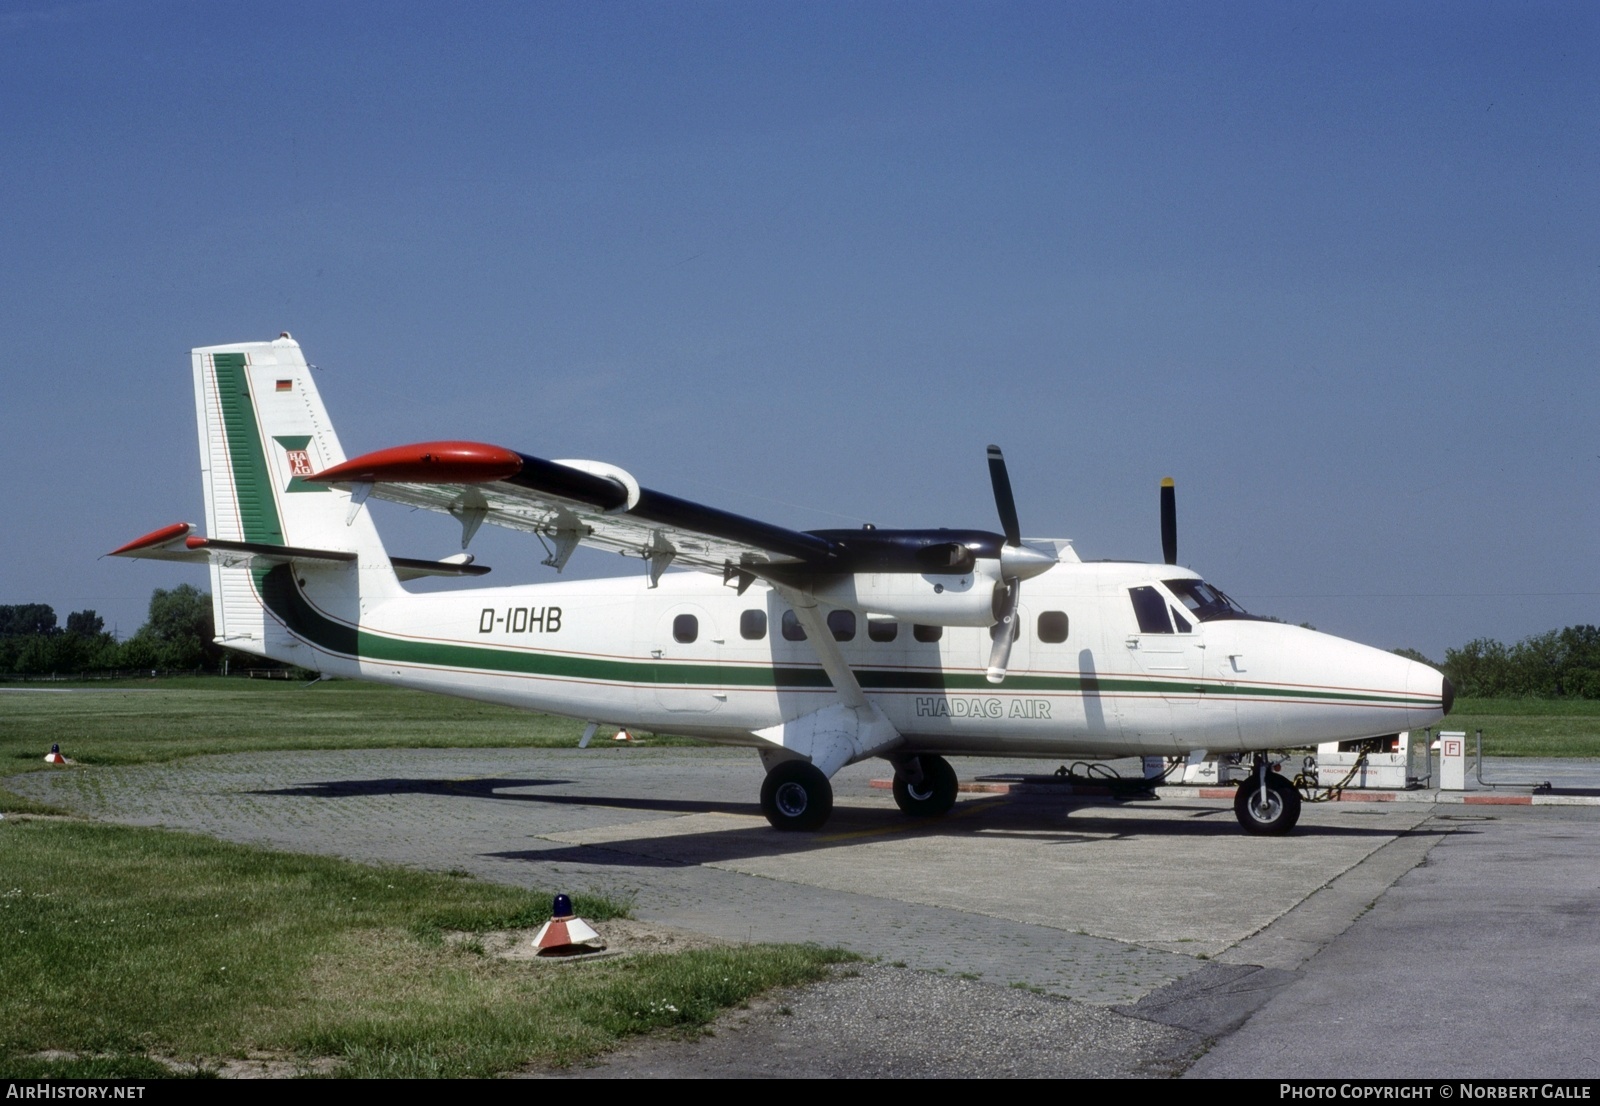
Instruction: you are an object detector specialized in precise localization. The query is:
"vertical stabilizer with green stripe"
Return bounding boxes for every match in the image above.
[191,336,397,664]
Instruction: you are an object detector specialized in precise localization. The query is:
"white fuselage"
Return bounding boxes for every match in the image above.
[272,558,1446,763]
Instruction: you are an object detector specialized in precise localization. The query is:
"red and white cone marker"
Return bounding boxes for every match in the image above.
[44,743,67,766]
[533,894,606,957]
[613,729,632,743]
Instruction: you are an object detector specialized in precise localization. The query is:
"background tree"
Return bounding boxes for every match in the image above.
[127,584,219,670]
[65,610,104,637]
[1442,627,1600,699]
[0,604,58,639]
[0,605,122,674]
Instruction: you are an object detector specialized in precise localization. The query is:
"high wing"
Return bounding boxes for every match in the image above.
[306,440,1065,677]
[306,441,846,585]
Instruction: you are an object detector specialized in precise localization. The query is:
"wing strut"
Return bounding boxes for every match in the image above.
[758,582,902,778]
[768,583,868,709]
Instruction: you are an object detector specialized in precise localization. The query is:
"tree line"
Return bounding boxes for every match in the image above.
[1408,625,1600,700]
[0,586,224,675]
[2,591,1598,697]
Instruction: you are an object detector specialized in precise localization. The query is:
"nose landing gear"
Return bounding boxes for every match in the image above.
[1234,753,1301,835]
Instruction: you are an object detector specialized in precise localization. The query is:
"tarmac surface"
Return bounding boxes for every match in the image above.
[9,746,1600,1079]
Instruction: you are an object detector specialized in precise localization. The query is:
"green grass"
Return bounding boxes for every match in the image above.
[0,676,694,776]
[0,820,846,1078]
[1442,697,1600,757]
[3,683,1597,811]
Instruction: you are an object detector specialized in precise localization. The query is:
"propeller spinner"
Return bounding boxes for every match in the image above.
[984,446,1054,683]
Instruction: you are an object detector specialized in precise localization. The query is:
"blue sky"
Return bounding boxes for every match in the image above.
[1,0,1594,659]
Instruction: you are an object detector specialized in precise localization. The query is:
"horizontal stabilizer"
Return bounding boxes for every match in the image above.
[108,521,201,560]
[108,523,485,577]
[190,537,357,564]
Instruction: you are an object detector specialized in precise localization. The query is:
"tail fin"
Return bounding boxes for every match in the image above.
[192,334,398,659]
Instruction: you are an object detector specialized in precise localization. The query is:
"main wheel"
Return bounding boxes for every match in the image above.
[1234,770,1302,835]
[760,760,834,831]
[892,755,959,817]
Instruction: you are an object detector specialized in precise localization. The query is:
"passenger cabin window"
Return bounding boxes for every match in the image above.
[740,609,767,640]
[912,624,943,643]
[1129,587,1173,634]
[827,610,856,641]
[1037,611,1069,643]
[673,614,699,643]
[867,617,898,643]
[781,609,807,641]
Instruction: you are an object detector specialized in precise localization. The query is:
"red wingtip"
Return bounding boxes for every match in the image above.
[308,441,524,485]
[109,522,193,556]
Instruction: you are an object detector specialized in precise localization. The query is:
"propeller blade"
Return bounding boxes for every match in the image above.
[986,578,1020,684]
[1160,477,1177,565]
[987,445,1021,546]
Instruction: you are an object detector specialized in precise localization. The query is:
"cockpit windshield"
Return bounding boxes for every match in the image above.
[1163,579,1254,622]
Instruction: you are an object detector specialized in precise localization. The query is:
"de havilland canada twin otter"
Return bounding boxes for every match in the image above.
[114,335,1452,835]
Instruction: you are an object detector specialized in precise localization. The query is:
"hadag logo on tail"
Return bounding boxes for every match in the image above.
[274,435,326,493]
[112,333,1452,836]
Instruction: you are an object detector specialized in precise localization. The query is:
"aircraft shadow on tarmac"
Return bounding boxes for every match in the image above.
[247,776,1447,868]
[248,775,765,817]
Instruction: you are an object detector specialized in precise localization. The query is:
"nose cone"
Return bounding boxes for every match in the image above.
[1403,658,1451,727]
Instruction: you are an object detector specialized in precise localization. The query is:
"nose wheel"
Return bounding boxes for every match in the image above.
[1234,759,1301,835]
[760,760,834,831]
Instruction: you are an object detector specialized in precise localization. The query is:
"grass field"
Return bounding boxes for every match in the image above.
[1442,697,1600,757]
[0,676,695,767]
[3,679,1597,779]
[0,677,693,813]
[0,820,844,1078]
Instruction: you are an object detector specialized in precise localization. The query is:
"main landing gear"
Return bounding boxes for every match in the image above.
[760,760,834,831]
[758,754,962,831]
[1234,753,1301,835]
[891,754,959,818]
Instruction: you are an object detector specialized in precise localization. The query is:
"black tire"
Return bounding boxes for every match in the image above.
[1234,770,1302,835]
[760,760,834,831]
[892,755,959,817]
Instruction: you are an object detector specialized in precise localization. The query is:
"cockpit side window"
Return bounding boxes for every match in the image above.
[1129,586,1173,634]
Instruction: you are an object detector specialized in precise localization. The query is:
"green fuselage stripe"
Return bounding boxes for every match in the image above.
[257,567,1435,706]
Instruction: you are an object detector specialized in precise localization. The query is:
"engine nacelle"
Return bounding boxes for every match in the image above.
[808,563,1005,627]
